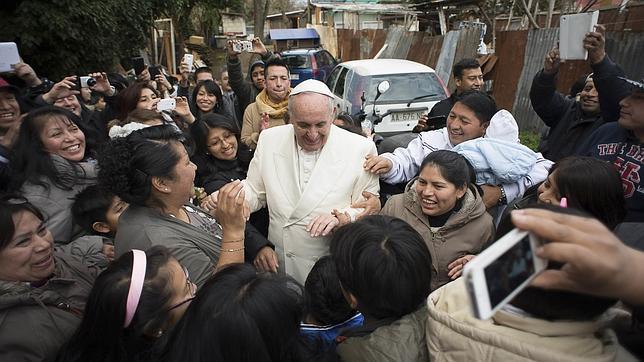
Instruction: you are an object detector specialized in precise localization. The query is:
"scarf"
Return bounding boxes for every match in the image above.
[255,88,290,119]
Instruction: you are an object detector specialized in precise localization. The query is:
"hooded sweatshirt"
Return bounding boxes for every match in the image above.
[381,179,495,291]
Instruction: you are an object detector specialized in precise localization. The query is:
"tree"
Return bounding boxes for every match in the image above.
[0,0,243,80]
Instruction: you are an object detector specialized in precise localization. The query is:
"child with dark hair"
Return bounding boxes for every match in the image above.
[72,184,128,238]
[331,215,433,361]
[300,256,363,351]
[59,185,129,267]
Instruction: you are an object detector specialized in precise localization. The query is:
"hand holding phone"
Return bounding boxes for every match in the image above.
[182,54,194,73]
[132,57,146,76]
[157,98,176,112]
[463,228,547,320]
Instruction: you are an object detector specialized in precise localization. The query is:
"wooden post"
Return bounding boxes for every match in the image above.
[438,7,448,35]
[505,0,516,30]
[546,0,556,28]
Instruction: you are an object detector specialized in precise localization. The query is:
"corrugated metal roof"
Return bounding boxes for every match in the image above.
[269,28,320,40]
[311,2,417,13]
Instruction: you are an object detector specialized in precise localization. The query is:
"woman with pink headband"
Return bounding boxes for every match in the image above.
[59,246,195,362]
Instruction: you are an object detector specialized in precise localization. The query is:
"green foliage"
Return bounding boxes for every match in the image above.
[0,0,156,79]
[519,130,541,151]
[0,0,244,80]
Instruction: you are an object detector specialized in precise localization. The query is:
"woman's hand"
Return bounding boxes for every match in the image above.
[215,180,246,234]
[155,73,172,92]
[332,209,351,228]
[174,96,195,123]
[351,191,381,219]
[254,246,279,273]
[447,254,475,280]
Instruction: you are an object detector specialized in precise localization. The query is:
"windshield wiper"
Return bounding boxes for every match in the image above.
[407,94,437,107]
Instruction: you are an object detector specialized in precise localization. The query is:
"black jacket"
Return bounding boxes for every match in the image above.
[530,55,626,162]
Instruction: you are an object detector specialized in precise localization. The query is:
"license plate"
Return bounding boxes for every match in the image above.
[290,74,299,80]
[390,111,425,122]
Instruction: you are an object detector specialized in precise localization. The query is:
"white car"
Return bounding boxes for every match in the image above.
[325,59,449,135]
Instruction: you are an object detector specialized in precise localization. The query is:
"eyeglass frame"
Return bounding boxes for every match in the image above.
[166,265,196,312]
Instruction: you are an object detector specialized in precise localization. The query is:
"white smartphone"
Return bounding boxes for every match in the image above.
[157,98,176,112]
[183,54,194,73]
[233,40,253,53]
[463,228,547,320]
[0,42,20,73]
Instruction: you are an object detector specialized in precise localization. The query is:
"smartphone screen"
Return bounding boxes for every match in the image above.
[132,57,145,75]
[483,233,535,309]
[149,66,161,79]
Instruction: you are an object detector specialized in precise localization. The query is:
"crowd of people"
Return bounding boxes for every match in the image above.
[0,28,642,362]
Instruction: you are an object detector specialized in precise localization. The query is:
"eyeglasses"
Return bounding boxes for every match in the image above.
[167,266,196,312]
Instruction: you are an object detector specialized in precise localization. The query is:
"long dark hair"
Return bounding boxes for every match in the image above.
[10,106,91,191]
[163,264,306,362]
[190,113,239,157]
[116,82,159,121]
[190,80,222,120]
[549,156,626,229]
[97,125,186,207]
[58,246,176,362]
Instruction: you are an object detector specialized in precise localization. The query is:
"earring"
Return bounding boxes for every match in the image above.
[164,188,168,191]
[155,330,164,337]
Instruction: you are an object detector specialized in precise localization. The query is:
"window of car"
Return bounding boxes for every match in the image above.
[321,51,335,66]
[362,72,445,104]
[314,52,326,67]
[333,67,350,97]
[283,54,311,69]
[326,66,342,92]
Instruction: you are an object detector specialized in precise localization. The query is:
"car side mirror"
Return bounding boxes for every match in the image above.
[377,80,390,95]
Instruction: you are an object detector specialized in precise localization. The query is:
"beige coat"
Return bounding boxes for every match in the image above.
[240,98,287,149]
[381,180,494,291]
[426,279,637,362]
[244,124,379,284]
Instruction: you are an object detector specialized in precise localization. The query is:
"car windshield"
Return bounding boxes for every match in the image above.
[362,72,445,104]
[282,54,311,69]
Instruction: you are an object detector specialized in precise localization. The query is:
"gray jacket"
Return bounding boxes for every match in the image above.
[21,156,97,244]
[0,252,96,362]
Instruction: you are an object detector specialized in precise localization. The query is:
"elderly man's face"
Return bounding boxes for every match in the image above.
[290,93,333,152]
[619,90,644,139]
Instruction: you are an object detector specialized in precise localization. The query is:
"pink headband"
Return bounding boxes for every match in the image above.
[124,250,147,328]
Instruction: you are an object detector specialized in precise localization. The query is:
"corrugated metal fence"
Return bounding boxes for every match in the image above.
[327,26,643,133]
[496,28,644,132]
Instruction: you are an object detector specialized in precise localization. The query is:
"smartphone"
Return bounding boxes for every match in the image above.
[157,98,176,112]
[183,54,194,73]
[463,228,547,320]
[148,65,161,79]
[132,57,146,75]
[0,42,20,73]
[232,40,253,53]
